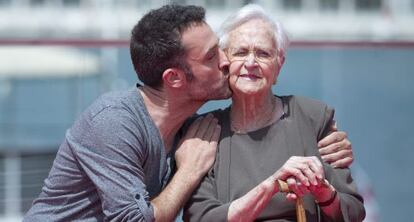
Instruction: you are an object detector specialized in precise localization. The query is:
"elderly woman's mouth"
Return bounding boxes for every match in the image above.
[239,74,261,80]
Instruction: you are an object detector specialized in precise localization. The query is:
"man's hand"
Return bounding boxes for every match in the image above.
[152,114,221,221]
[318,120,353,168]
[175,114,221,180]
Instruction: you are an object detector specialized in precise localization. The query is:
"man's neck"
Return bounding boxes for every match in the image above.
[139,86,203,151]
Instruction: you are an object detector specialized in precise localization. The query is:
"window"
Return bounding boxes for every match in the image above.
[21,153,57,212]
[243,0,254,5]
[320,0,339,11]
[206,0,225,7]
[0,152,56,215]
[62,0,80,7]
[0,155,4,215]
[412,0,414,12]
[170,0,187,5]
[282,0,302,11]
[30,0,46,7]
[356,0,382,11]
[0,0,11,7]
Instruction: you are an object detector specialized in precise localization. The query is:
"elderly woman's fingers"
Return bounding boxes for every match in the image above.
[309,179,336,203]
[278,166,310,187]
[276,156,326,187]
[286,177,309,198]
[307,156,324,181]
[274,156,328,200]
[286,177,299,195]
[285,192,297,202]
[317,131,347,148]
[292,159,318,186]
[291,156,324,185]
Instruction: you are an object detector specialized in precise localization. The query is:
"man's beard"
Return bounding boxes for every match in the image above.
[184,65,232,102]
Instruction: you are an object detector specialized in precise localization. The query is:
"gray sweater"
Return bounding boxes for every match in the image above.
[24,86,174,222]
[184,96,365,222]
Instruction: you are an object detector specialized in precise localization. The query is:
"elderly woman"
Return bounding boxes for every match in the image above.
[184,4,365,222]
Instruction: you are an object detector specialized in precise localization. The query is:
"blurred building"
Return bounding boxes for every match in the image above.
[1,0,413,221]
[0,0,414,40]
[0,46,102,221]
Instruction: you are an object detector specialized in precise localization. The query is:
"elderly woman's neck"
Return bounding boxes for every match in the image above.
[230,92,279,133]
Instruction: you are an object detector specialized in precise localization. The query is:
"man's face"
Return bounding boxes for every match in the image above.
[181,22,232,102]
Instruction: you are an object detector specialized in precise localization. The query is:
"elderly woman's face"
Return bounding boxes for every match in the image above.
[226,19,280,95]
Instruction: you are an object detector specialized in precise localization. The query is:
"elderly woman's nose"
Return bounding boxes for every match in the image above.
[244,53,257,67]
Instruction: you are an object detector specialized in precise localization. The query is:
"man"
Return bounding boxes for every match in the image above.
[24,5,352,221]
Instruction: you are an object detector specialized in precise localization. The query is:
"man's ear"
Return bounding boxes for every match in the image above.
[162,68,187,88]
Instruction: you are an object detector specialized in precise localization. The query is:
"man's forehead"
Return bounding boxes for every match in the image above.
[181,23,218,57]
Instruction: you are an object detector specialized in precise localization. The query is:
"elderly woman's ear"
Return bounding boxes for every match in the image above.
[277,50,286,67]
[273,54,285,85]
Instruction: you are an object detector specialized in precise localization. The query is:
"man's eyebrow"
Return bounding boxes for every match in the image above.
[205,44,219,56]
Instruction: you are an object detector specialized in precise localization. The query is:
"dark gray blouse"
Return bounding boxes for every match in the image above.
[184,95,365,222]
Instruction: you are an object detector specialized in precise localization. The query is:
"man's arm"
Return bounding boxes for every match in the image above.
[316,111,365,221]
[74,110,219,221]
[151,114,221,221]
[318,120,354,168]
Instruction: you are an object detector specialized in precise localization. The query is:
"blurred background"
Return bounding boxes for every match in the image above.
[1,0,413,221]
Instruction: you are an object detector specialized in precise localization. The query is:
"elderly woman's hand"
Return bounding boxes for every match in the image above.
[273,156,338,205]
[272,156,326,201]
[309,179,337,206]
[318,120,353,168]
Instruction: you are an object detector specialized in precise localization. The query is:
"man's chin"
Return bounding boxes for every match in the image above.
[210,89,232,101]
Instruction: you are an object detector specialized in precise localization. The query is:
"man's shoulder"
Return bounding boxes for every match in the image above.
[70,87,149,139]
[79,87,141,120]
[281,95,330,116]
[284,95,327,108]
[207,106,230,117]
[93,87,138,110]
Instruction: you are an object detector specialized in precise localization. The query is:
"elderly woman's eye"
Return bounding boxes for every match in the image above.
[256,50,272,58]
[232,49,248,57]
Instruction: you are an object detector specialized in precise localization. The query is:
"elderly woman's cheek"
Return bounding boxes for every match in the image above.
[228,65,240,86]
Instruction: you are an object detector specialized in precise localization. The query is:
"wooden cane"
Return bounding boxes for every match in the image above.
[277,179,332,222]
[277,179,307,222]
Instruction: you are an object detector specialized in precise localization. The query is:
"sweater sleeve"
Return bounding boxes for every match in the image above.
[317,103,366,222]
[323,165,366,222]
[183,168,231,222]
[71,107,155,221]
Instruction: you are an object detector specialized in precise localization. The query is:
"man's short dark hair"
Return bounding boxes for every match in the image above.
[130,4,206,88]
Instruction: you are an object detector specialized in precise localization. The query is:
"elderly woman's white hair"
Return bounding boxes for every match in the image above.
[218,4,290,55]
